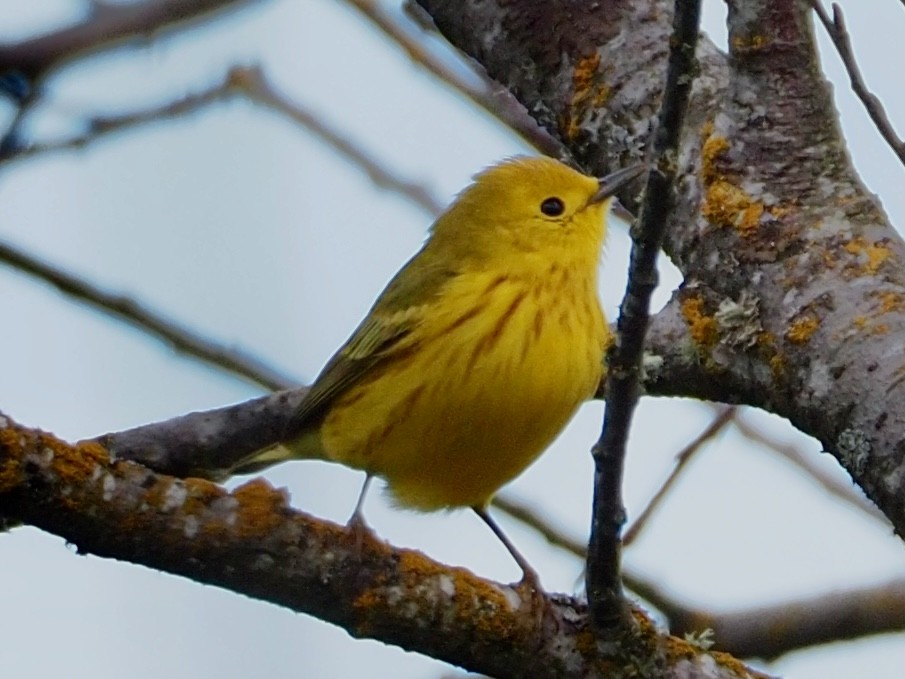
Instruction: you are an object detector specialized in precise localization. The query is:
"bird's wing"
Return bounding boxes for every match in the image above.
[287,246,454,434]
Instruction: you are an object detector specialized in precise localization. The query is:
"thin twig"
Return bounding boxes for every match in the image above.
[228,66,444,216]
[342,0,565,157]
[4,66,444,218]
[0,239,295,392]
[0,0,258,82]
[810,1,905,165]
[586,0,702,631]
[622,407,735,547]
[496,494,905,660]
[2,79,229,164]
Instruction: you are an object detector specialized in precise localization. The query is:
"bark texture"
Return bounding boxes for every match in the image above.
[0,413,770,679]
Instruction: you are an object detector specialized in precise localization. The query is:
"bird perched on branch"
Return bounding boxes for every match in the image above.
[233,156,645,596]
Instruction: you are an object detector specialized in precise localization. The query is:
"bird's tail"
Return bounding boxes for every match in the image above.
[229,430,326,476]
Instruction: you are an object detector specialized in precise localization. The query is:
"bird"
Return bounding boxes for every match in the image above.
[233,156,645,593]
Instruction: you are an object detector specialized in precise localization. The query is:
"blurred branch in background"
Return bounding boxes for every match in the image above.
[628,572,905,660]
[0,0,261,82]
[809,1,905,166]
[622,406,735,547]
[495,492,905,659]
[227,65,444,215]
[729,408,887,523]
[344,0,565,157]
[0,66,444,217]
[0,238,295,392]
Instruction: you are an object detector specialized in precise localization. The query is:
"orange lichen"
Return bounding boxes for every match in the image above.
[769,352,786,378]
[681,296,718,348]
[664,635,700,663]
[851,316,889,336]
[562,52,608,141]
[732,34,768,50]
[702,180,765,236]
[844,237,892,274]
[592,85,610,108]
[0,426,22,493]
[786,316,820,344]
[757,330,775,347]
[665,634,770,678]
[700,133,729,184]
[877,290,905,313]
[700,131,771,236]
[231,478,290,537]
[354,548,516,640]
[55,440,107,480]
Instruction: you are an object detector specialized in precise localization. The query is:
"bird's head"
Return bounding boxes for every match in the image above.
[430,156,645,267]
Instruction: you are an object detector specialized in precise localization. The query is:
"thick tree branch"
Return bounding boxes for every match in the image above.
[0,413,770,679]
[95,390,306,477]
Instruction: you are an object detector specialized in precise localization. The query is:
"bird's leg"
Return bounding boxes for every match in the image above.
[472,506,543,590]
[346,474,375,554]
[472,505,553,631]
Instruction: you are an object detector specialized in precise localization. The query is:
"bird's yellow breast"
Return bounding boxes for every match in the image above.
[320,261,607,511]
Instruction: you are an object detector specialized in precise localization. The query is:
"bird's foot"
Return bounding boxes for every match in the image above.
[513,566,560,635]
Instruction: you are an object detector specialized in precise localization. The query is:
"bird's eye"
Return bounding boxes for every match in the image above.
[540,197,565,216]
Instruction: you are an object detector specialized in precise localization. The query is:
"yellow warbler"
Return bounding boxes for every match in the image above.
[236,156,644,587]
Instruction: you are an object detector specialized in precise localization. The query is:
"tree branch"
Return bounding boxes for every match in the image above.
[587,0,702,630]
[730,408,886,523]
[228,65,444,216]
[0,238,295,392]
[2,65,444,218]
[809,1,905,165]
[0,412,770,679]
[622,406,735,547]
[631,574,905,660]
[494,496,905,659]
[342,0,565,157]
[0,0,262,82]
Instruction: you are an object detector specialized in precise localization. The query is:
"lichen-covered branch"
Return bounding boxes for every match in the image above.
[0,412,769,679]
[497,494,905,659]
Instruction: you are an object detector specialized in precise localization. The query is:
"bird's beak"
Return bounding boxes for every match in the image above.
[590,163,647,204]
